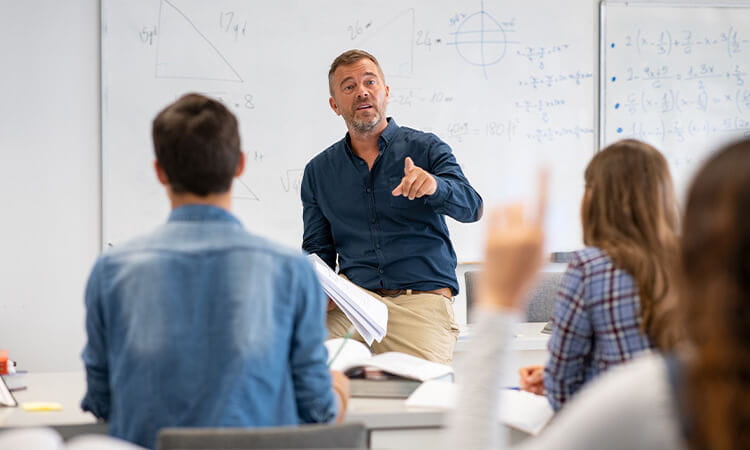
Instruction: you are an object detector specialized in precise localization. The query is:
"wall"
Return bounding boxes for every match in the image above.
[0,0,100,371]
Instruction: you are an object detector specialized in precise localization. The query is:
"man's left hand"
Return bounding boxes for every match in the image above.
[391,157,437,200]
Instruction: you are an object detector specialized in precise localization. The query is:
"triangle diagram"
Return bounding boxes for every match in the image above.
[358,9,415,78]
[233,178,260,201]
[155,0,243,82]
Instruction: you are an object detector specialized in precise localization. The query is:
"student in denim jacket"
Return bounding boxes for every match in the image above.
[81,94,349,449]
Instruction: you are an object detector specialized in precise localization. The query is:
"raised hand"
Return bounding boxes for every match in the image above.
[391,156,438,200]
[479,171,548,311]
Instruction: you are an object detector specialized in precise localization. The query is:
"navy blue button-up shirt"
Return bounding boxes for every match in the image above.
[301,118,482,295]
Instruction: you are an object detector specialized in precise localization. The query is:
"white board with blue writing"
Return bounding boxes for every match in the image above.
[102,0,598,261]
[601,1,750,198]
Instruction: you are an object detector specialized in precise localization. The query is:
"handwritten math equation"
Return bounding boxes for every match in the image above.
[202,91,255,110]
[391,90,455,108]
[608,21,750,145]
[619,64,746,89]
[617,87,750,115]
[620,116,750,144]
[622,26,750,59]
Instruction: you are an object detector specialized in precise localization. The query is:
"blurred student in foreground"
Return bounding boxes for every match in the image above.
[446,138,750,449]
[520,139,679,410]
[81,94,348,449]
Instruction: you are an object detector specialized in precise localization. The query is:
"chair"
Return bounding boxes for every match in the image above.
[464,270,563,322]
[156,423,368,450]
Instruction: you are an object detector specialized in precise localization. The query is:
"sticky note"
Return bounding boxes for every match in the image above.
[21,402,63,412]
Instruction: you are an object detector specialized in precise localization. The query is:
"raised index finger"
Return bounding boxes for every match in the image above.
[534,168,549,227]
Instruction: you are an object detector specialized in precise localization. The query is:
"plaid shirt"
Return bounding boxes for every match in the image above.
[543,247,651,411]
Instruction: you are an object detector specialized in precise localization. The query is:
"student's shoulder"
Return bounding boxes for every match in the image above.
[567,247,614,270]
[574,352,670,413]
[95,231,161,262]
[101,227,306,267]
[540,352,681,449]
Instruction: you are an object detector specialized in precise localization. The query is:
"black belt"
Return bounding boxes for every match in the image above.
[372,287,453,300]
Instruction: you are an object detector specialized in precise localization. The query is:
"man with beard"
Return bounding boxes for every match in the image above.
[301,49,483,363]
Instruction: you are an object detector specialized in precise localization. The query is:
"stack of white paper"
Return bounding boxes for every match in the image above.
[308,254,388,344]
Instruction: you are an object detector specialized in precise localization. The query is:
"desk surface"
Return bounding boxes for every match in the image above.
[457,321,549,352]
[0,372,443,431]
[0,372,94,427]
[0,322,549,431]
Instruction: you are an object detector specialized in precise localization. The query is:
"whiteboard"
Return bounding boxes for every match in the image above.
[601,1,750,200]
[102,0,597,261]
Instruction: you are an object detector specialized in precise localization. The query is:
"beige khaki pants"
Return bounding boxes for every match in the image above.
[327,289,460,364]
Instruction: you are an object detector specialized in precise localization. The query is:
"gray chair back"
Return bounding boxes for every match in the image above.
[157,423,368,450]
[464,270,563,322]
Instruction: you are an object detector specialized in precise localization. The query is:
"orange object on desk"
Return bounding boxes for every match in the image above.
[0,350,8,375]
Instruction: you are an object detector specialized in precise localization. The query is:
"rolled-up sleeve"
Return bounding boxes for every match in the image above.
[423,137,483,223]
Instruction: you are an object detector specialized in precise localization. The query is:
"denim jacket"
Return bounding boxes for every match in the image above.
[82,205,336,449]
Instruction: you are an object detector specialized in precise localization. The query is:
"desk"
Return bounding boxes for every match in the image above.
[0,372,96,428]
[0,323,549,449]
[355,321,549,448]
[457,321,550,386]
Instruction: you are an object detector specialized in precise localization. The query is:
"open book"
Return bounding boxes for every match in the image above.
[325,338,454,398]
[308,254,388,344]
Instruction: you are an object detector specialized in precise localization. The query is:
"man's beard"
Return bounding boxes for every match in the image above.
[349,109,382,133]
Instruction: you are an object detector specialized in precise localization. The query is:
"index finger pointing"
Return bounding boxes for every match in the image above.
[535,168,549,227]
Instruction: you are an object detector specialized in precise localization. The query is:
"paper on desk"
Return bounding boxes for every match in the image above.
[406,380,554,435]
[308,254,388,344]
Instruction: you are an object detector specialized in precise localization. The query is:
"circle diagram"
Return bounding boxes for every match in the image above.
[453,11,508,68]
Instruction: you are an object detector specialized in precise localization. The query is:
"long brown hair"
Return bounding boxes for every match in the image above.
[582,139,679,345]
[681,139,750,450]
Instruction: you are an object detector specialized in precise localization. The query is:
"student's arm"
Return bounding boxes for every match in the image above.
[422,136,483,223]
[80,259,111,420]
[445,197,546,450]
[447,309,522,450]
[543,263,591,411]
[289,256,341,423]
[330,369,350,423]
[301,164,336,269]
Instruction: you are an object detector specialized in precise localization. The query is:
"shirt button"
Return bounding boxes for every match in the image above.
[366,188,372,193]
[376,244,381,249]
[379,269,384,274]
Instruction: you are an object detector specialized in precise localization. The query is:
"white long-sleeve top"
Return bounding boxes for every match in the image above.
[445,308,686,450]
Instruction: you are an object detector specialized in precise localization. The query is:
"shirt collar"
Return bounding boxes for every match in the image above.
[379,117,399,144]
[168,204,242,226]
[344,117,399,153]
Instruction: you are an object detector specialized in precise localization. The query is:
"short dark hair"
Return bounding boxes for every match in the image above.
[152,93,241,196]
[328,49,384,95]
